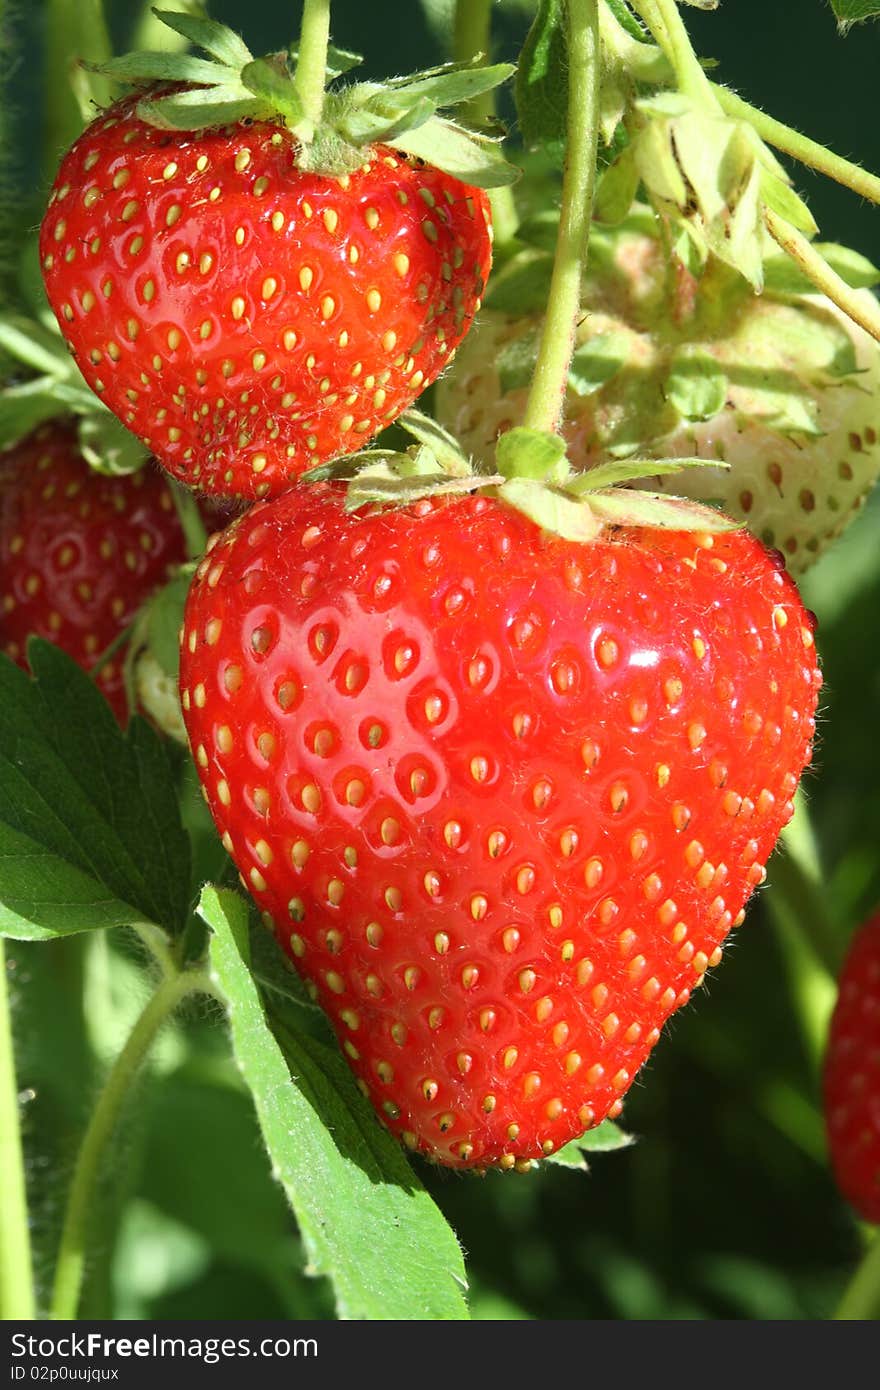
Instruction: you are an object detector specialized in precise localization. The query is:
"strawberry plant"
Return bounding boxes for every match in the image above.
[3,0,880,1326]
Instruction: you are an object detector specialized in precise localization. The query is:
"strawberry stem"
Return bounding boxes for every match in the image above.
[765,209,880,345]
[453,0,519,249]
[835,1232,880,1320]
[48,961,210,1320]
[0,939,35,1320]
[293,0,332,137]
[520,0,601,438]
[453,0,493,125]
[715,87,880,208]
[169,481,209,561]
[629,0,717,108]
[44,0,113,186]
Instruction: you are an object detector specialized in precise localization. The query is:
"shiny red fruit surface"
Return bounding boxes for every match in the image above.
[40,95,493,500]
[0,421,186,723]
[180,488,820,1166]
[825,913,880,1224]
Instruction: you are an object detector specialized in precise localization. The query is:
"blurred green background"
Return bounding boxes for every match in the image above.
[5,0,880,1320]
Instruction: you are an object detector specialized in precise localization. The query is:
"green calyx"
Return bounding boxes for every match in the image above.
[91,9,518,187]
[306,410,737,540]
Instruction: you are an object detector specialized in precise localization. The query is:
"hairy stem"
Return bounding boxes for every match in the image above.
[765,209,880,344]
[599,3,880,206]
[453,0,518,249]
[0,940,35,1320]
[521,0,601,436]
[835,1234,880,1320]
[716,87,880,207]
[48,965,209,1321]
[169,481,208,561]
[453,0,494,124]
[44,0,112,185]
[293,0,332,134]
[629,0,716,106]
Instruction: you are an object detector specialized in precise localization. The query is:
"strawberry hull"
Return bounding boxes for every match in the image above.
[40,95,493,501]
[180,489,821,1167]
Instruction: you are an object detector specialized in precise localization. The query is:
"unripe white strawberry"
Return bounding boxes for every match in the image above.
[437,210,880,572]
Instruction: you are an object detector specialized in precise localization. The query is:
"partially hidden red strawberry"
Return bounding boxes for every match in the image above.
[0,421,187,722]
[39,94,492,501]
[825,913,880,1223]
[179,486,821,1168]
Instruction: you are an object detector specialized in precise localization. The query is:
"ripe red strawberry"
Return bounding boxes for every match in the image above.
[179,485,820,1169]
[39,94,492,501]
[824,913,880,1223]
[0,421,187,722]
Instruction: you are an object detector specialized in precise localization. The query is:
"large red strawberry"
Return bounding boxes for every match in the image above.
[436,210,880,573]
[37,5,513,502]
[0,421,187,722]
[824,913,880,1224]
[179,484,820,1168]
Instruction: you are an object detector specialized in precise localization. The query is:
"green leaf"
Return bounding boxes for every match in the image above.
[569,455,728,492]
[0,643,190,942]
[762,241,880,294]
[341,94,437,147]
[486,252,554,312]
[496,427,568,480]
[389,61,516,109]
[831,1,880,28]
[202,887,470,1321]
[666,352,729,421]
[498,479,603,541]
[515,0,566,164]
[388,118,519,189]
[137,85,265,131]
[145,572,191,681]
[594,148,640,225]
[497,328,541,393]
[545,1121,636,1168]
[398,409,473,476]
[151,8,253,67]
[96,51,225,86]
[78,413,149,476]
[240,60,305,127]
[514,209,560,254]
[588,487,739,532]
[568,332,629,396]
[324,43,364,79]
[0,315,70,377]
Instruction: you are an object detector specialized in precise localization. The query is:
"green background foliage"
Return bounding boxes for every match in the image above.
[3,0,880,1321]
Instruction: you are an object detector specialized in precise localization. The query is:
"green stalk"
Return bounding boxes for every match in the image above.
[44,0,112,184]
[599,4,880,205]
[0,940,35,1320]
[454,0,494,125]
[836,1234,880,1320]
[453,0,518,248]
[629,0,717,107]
[765,209,880,345]
[520,0,601,436]
[169,481,208,561]
[716,87,880,207]
[293,0,332,135]
[48,965,208,1321]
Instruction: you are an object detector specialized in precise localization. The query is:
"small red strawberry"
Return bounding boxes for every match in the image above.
[824,913,880,1224]
[38,14,513,501]
[0,421,188,722]
[179,482,820,1168]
